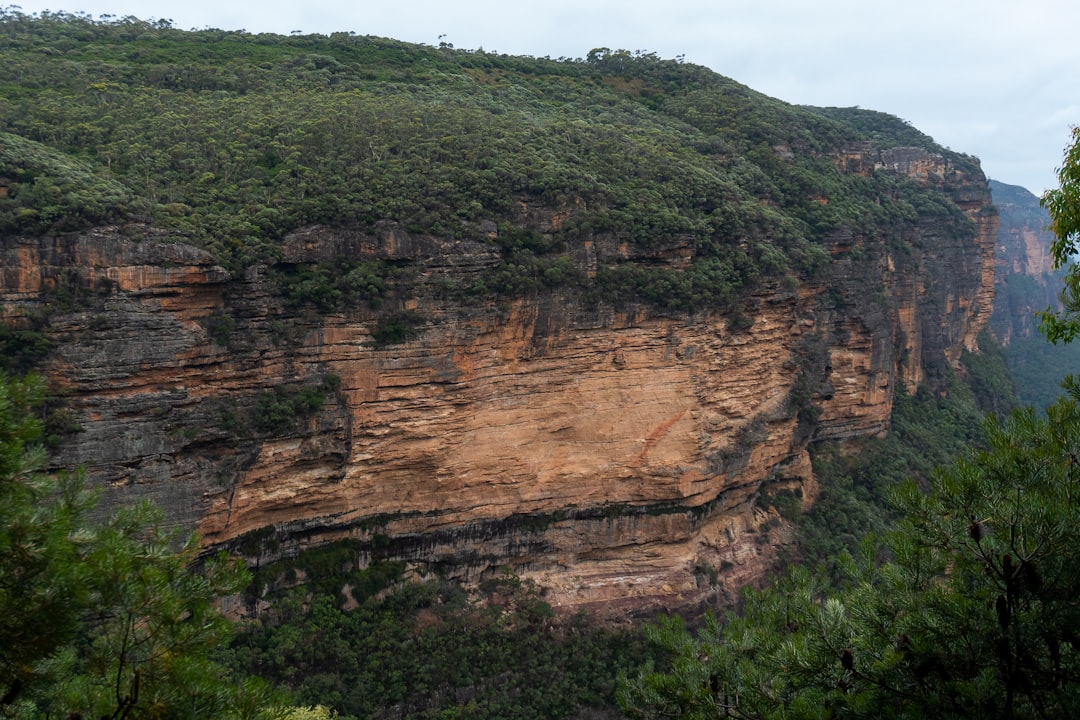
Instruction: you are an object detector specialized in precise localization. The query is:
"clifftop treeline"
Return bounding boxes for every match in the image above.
[1,9,979,313]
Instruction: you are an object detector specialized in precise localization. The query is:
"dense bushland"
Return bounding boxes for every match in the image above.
[0,10,977,316]
[225,565,660,720]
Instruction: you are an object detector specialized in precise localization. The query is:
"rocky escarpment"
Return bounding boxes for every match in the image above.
[988,179,1061,343]
[0,147,996,614]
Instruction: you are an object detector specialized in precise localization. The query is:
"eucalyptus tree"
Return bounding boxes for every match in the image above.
[1039,126,1080,344]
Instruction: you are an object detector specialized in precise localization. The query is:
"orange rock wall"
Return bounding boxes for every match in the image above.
[0,149,997,612]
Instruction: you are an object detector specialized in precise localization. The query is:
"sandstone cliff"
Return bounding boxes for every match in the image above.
[988,179,1061,343]
[0,146,996,613]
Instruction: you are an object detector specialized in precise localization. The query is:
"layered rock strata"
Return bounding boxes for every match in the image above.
[0,148,996,613]
[987,179,1061,343]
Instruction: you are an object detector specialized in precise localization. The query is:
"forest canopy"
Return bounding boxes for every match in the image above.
[0,9,978,313]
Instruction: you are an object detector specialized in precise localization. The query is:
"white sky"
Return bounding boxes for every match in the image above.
[10,0,1078,196]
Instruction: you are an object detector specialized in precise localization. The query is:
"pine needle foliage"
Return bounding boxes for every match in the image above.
[0,373,274,719]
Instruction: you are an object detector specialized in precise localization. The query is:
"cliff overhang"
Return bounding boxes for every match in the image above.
[0,147,997,613]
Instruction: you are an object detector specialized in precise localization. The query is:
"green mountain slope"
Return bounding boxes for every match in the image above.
[1,10,976,312]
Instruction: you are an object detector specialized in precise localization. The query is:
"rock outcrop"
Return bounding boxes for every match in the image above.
[988,179,1061,343]
[0,148,996,614]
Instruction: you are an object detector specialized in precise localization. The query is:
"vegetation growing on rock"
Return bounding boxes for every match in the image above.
[0,9,979,316]
[1,9,1067,720]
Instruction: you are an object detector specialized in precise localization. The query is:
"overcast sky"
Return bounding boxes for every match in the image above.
[11,0,1078,196]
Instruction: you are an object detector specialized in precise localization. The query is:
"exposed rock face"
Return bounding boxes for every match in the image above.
[0,148,996,613]
[988,179,1061,343]
[834,145,997,384]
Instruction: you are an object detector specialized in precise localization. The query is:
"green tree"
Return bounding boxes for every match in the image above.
[1039,126,1080,343]
[619,397,1080,719]
[0,373,267,718]
[0,373,94,702]
[40,505,253,720]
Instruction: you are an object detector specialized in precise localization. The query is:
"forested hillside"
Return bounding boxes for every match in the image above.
[0,9,977,298]
[0,8,1050,720]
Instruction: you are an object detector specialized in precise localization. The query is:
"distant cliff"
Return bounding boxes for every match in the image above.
[989,179,1060,344]
[0,16,998,613]
[987,179,1080,410]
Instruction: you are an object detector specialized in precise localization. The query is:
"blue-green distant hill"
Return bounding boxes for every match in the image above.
[989,178,1080,410]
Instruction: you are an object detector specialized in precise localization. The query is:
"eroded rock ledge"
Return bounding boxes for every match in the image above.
[0,147,996,613]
